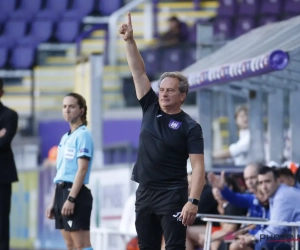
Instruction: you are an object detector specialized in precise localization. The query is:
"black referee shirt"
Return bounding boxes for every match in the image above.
[131,88,204,190]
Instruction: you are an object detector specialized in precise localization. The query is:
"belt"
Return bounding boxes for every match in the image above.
[56,181,72,188]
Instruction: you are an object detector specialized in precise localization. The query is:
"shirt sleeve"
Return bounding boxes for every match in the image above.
[228,130,250,157]
[187,124,204,154]
[76,132,93,159]
[220,186,254,209]
[254,194,291,242]
[0,110,18,149]
[139,88,158,113]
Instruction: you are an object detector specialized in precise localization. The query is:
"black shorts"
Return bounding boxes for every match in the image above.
[53,181,93,232]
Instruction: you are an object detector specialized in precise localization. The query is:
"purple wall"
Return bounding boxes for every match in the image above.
[38,119,142,160]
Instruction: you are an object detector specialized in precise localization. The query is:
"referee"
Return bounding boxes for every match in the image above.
[119,13,205,250]
[46,93,94,250]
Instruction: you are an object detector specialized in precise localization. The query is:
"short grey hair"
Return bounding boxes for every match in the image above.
[158,71,189,94]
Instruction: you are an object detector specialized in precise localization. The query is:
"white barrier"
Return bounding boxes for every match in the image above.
[90,227,137,250]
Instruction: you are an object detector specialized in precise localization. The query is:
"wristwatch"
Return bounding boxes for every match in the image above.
[67,196,76,203]
[188,198,199,206]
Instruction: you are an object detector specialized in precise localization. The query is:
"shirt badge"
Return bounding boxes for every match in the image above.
[168,119,182,130]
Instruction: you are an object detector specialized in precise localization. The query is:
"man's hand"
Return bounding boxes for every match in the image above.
[0,128,6,137]
[119,12,133,42]
[207,171,226,190]
[237,234,254,248]
[61,200,75,216]
[179,201,198,226]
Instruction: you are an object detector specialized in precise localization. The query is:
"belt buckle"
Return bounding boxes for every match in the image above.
[57,181,64,187]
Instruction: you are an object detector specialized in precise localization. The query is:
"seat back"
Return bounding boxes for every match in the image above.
[55,19,80,43]
[235,17,255,37]
[217,0,238,17]
[99,0,122,16]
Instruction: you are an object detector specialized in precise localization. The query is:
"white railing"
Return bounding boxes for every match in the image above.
[83,0,153,65]
[90,227,137,250]
[201,216,300,250]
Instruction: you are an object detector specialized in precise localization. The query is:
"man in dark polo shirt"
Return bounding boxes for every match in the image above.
[119,13,205,250]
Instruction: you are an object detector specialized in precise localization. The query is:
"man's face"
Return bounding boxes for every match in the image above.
[159,77,186,109]
[255,189,269,206]
[244,166,258,193]
[279,175,295,187]
[258,172,280,198]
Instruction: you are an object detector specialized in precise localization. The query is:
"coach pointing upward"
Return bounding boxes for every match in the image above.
[119,13,205,250]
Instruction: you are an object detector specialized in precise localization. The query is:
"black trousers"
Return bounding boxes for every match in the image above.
[135,185,188,250]
[0,184,11,250]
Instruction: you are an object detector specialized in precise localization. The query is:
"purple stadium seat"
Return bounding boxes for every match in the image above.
[55,19,80,43]
[61,10,83,21]
[258,15,278,26]
[140,49,159,76]
[261,0,283,15]
[11,45,36,69]
[0,47,8,68]
[217,0,238,17]
[0,11,8,24]
[70,0,95,17]
[10,11,33,22]
[235,17,255,37]
[35,10,60,22]
[0,0,17,16]
[284,0,300,14]
[0,37,15,49]
[213,17,233,39]
[29,19,54,43]
[99,0,122,16]
[238,0,260,16]
[2,20,28,41]
[37,0,69,17]
[16,36,40,48]
[15,0,42,15]
[161,47,183,72]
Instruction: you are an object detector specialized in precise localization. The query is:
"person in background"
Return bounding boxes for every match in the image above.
[46,93,94,250]
[238,167,300,250]
[43,145,58,168]
[0,78,19,250]
[198,175,248,250]
[208,171,270,250]
[276,167,300,189]
[213,105,249,166]
[158,16,188,48]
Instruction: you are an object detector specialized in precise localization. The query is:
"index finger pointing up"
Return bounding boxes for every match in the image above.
[127,12,132,27]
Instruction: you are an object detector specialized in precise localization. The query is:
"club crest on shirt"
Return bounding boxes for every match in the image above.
[168,119,182,130]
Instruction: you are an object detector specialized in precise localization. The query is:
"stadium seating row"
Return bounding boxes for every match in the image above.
[217,0,300,17]
[214,0,300,39]
[0,0,122,69]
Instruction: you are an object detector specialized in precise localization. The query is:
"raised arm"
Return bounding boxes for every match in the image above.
[119,12,151,100]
